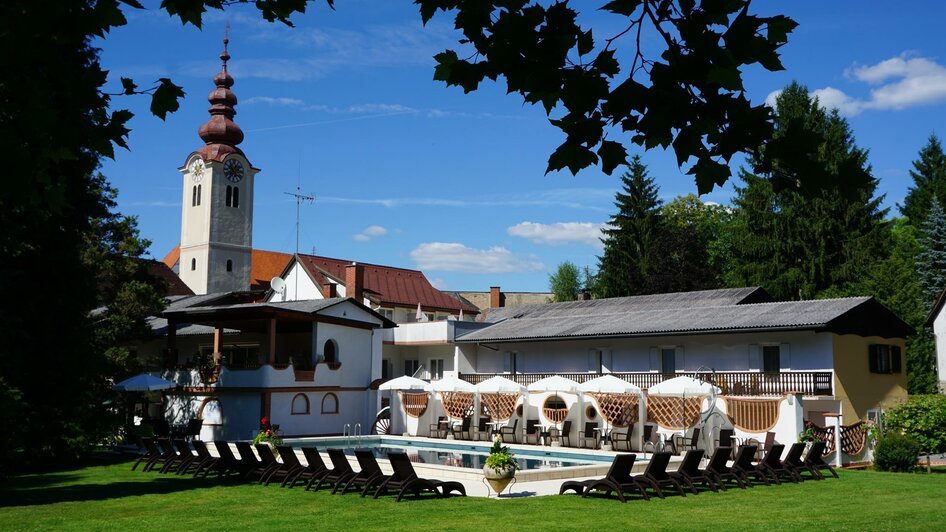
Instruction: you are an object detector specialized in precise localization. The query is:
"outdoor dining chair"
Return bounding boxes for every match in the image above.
[578,421,599,449]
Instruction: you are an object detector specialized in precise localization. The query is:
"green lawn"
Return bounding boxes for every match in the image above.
[1,455,944,531]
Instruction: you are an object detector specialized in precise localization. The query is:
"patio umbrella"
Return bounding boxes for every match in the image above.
[113,373,177,392]
[527,376,580,432]
[647,376,720,397]
[577,375,644,444]
[474,375,526,394]
[378,376,431,391]
[415,303,428,322]
[429,375,475,422]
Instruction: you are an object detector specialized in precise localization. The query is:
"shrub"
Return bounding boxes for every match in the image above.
[885,395,946,456]
[874,432,920,472]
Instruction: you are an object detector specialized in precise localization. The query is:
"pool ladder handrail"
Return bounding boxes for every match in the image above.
[354,423,362,446]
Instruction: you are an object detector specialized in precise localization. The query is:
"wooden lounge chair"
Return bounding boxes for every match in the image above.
[337,449,390,496]
[373,451,466,502]
[290,447,329,488]
[429,416,448,439]
[523,420,541,445]
[705,446,747,489]
[235,441,271,481]
[452,417,473,441]
[472,417,492,441]
[131,437,160,471]
[183,418,203,441]
[160,439,196,474]
[500,419,519,443]
[212,441,247,477]
[560,454,649,502]
[731,445,769,486]
[782,442,821,480]
[610,424,635,452]
[669,449,717,493]
[254,444,289,484]
[303,448,346,491]
[804,441,839,479]
[309,449,357,492]
[639,452,686,497]
[672,427,701,455]
[578,422,599,449]
[549,420,572,447]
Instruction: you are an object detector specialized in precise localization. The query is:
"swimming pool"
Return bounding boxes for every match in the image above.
[284,435,616,471]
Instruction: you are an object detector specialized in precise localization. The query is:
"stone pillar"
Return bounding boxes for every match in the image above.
[825,411,844,468]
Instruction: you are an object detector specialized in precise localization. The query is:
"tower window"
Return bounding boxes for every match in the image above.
[226,259,233,272]
[196,184,201,206]
[191,258,196,271]
[232,186,239,208]
[225,185,232,207]
[191,186,197,207]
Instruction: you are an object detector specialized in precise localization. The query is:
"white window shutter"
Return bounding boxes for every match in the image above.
[588,349,598,372]
[602,349,613,373]
[649,347,660,371]
[748,344,760,371]
[675,346,685,371]
[780,343,791,371]
[502,352,511,373]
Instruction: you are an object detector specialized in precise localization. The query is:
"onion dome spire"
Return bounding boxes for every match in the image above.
[196,27,246,162]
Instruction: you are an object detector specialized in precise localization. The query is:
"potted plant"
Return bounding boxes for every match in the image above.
[483,434,518,495]
[252,416,284,457]
[798,420,822,453]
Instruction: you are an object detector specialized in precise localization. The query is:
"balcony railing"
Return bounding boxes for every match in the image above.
[458,371,834,397]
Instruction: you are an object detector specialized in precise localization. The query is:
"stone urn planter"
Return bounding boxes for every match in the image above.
[483,465,516,495]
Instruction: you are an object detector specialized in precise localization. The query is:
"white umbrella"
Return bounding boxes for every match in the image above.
[415,303,428,322]
[428,374,475,392]
[527,375,580,393]
[475,375,526,394]
[113,373,177,392]
[577,375,643,395]
[648,376,720,396]
[378,375,431,391]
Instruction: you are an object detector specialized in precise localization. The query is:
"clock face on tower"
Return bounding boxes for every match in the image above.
[224,159,245,183]
[190,158,204,182]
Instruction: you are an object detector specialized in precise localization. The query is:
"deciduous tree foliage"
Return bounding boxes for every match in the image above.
[548,261,582,302]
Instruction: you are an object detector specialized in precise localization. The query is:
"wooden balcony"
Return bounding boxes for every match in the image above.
[458,371,834,397]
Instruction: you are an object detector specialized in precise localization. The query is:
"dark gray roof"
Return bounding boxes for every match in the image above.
[480,287,770,323]
[148,317,240,337]
[163,297,397,328]
[458,295,912,342]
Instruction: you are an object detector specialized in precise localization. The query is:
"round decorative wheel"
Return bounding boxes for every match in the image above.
[371,406,391,435]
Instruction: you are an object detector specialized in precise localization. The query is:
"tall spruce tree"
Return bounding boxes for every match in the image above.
[596,156,662,298]
[728,82,891,300]
[917,198,946,304]
[901,135,946,228]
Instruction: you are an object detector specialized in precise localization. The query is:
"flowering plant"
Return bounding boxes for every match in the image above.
[798,420,822,443]
[253,416,283,449]
[484,434,519,473]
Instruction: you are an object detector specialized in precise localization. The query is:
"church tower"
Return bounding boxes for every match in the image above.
[178,35,259,294]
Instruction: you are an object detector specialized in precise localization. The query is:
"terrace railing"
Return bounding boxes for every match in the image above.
[458,371,834,397]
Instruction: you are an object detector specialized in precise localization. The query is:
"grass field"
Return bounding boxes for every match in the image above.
[1,455,944,531]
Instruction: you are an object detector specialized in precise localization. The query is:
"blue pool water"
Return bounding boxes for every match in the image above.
[284,436,616,471]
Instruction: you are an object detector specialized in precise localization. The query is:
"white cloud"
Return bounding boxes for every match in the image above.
[810,87,863,116]
[242,96,306,107]
[429,277,447,290]
[507,222,608,246]
[318,188,615,212]
[410,243,544,273]
[353,225,388,241]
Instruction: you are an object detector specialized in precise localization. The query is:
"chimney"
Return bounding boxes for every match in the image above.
[489,286,504,308]
[345,262,364,303]
[322,283,338,299]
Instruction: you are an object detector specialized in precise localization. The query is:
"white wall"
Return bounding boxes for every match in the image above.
[934,306,946,391]
[271,390,370,436]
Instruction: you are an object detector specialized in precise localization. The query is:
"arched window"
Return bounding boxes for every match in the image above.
[226,185,232,207]
[321,393,339,414]
[196,184,201,206]
[191,258,196,271]
[232,186,240,208]
[226,259,233,272]
[291,393,310,415]
[191,185,197,206]
[197,398,223,426]
[323,339,338,364]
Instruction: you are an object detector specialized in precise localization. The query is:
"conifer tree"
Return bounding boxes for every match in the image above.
[596,156,661,298]
[901,135,946,228]
[917,198,946,304]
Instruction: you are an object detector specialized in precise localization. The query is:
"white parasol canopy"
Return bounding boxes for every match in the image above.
[527,375,580,393]
[428,374,475,393]
[648,376,720,396]
[475,375,526,394]
[113,373,177,392]
[577,374,643,395]
[378,376,431,391]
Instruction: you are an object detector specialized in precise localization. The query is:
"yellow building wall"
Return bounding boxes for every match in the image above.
[832,334,908,421]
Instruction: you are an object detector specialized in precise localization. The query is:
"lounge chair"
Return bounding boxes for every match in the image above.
[472,417,492,441]
[804,441,839,479]
[549,420,572,447]
[523,420,541,445]
[730,445,769,486]
[500,419,519,443]
[337,449,390,496]
[160,439,196,474]
[748,444,790,485]
[672,427,701,455]
[578,422,599,449]
[309,449,357,492]
[183,418,203,441]
[235,441,271,481]
[705,446,747,489]
[213,441,247,477]
[560,454,650,502]
[186,440,220,477]
[668,449,717,493]
[254,444,288,484]
[429,416,448,439]
[747,431,775,461]
[610,424,635,452]
[765,443,804,483]
[264,446,307,486]
[373,451,466,502]
[290,447,329,488]
[639,451,686,497]
[452,417,472,440]
[782,442,822,480]
[131,437,161,471]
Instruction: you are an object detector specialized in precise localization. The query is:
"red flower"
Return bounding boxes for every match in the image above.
[261,416,270,425]
[265,429,271,436]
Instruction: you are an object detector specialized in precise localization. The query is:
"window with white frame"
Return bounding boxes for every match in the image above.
[429,359,444,380]
[404,359,420,377]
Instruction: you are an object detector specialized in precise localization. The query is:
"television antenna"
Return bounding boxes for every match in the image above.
[284,185,316,255]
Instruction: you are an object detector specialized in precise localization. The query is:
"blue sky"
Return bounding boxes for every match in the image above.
[98,1,946,292]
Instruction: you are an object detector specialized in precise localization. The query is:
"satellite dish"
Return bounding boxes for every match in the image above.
[270,276,286,293]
